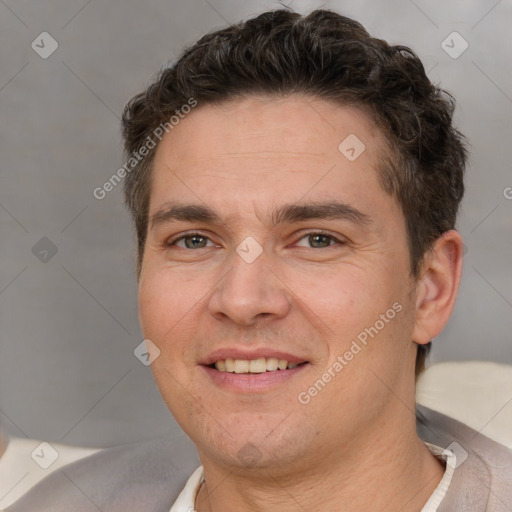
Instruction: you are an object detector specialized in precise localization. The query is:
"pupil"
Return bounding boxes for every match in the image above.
[310,234,330,248]
[186,236,206,249]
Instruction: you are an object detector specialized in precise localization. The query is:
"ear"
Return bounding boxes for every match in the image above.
[412,230,464,344]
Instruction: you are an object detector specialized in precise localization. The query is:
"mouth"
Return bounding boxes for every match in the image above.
[200,350,310,391]
[208,357,308,374]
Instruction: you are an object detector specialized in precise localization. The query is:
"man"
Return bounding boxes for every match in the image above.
[7,8,512,512]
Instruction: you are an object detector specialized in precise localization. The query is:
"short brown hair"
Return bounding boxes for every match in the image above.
[122,9,468,374]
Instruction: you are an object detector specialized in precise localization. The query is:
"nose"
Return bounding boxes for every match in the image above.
[208,245,292,326]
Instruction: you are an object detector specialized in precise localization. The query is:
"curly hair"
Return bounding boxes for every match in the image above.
[122,8,468,375]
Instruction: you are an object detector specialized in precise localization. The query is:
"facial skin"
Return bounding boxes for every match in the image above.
[138,95,463,511]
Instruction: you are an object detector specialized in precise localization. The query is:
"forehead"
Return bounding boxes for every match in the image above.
[149,95,394,221]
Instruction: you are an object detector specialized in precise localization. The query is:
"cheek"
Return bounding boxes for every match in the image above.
[138,273,202,415]
[138,271,200,346]
[302,263,412,365]
[289,263,393,330]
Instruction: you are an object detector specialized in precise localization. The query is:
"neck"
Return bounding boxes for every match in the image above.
[195,405,444,512]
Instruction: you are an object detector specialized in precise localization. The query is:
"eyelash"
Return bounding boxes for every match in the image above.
[166,230,345,249]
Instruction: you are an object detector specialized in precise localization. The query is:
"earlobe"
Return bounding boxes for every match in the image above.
[412,230,464,345]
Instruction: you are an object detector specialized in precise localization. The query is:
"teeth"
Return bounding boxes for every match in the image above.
[234,360,249,373]
[213,357,303,373]
[266,357,279,371]
[249,358,267,373]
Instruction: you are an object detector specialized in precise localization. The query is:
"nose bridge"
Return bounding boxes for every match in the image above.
[208,242,291,325]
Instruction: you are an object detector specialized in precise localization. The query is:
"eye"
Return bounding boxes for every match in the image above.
[166,231,344,251]
[295,232,343,249]
[168,232,216,249]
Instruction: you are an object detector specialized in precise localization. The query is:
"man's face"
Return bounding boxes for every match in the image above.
[138,96,420,471]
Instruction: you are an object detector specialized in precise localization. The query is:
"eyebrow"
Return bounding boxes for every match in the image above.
[149,201,372,230]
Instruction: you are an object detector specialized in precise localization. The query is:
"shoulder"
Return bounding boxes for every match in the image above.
[417,404,512,511]
[6,433,200,512]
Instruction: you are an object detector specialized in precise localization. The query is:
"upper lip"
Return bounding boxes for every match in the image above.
[201,348,308,366]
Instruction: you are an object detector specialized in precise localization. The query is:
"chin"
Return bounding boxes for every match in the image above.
[192,420,311,472]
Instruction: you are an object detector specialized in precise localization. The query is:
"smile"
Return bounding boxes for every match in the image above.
[211,357,306,373]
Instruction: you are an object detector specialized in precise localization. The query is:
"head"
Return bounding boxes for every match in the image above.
[123,9,467,377]
[122,9,467,472]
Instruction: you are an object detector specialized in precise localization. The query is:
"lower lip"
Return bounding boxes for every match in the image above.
[201,364,309,392]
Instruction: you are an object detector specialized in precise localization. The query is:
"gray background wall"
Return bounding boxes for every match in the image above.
[1,0,511,448]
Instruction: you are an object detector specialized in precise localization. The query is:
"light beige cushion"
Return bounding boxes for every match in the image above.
[416,361,512,449]
[0,438,99,509]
